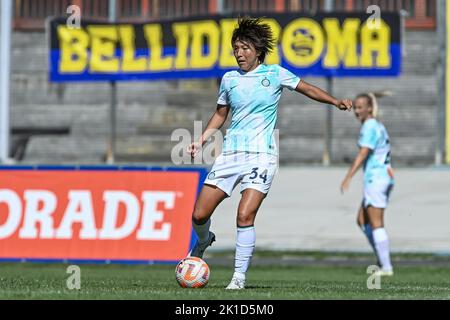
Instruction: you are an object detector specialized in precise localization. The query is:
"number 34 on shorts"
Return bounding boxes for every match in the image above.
[247,167,269,184]
[241,165,277,194]
[204,152,278,196]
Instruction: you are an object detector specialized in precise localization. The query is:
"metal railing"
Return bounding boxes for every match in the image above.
[349,0,436,28]
[13,0,436,30]
[222,0,277,13]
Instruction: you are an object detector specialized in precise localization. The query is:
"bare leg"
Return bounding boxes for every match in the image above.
[367,206,384,229]
[236,188,266,227]
[357,205,378,265]
[190,184,227,258]
[192,184,227,225]
[357,205,366,226]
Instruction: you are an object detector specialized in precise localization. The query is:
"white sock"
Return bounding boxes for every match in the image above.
[234,226,256,279]
[193,219,211,244]
[373,228,393,271]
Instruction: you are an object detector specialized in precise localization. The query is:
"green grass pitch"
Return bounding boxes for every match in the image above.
[1,252,450,300]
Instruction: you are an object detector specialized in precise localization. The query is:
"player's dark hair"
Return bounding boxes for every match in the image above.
[231,16,275,63]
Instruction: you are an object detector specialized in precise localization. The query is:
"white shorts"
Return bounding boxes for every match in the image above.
[204,152,278,197]
[363,178,394,209]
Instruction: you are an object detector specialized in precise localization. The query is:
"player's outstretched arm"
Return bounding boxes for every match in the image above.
[187,104,230,158]
[340,147,371,194]
[295,80,353,111]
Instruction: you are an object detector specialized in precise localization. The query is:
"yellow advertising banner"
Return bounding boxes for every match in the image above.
[48,12,402,81]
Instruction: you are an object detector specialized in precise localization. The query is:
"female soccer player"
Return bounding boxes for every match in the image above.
[187,17,353,289]
[341,92,394,276]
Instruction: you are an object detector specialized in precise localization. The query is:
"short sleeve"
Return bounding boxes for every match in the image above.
[358,122,378,150]
[217,75,229,105]
[278,66,301,91]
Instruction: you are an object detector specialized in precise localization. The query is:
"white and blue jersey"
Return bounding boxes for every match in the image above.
[358,118,394,184]
[217,64,300,156]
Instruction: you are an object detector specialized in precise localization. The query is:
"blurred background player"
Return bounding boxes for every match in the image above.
[187,17,353,289]
[341,92,395,276]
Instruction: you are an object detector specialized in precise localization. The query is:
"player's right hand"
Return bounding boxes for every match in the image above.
[335,99,353,111]
[187,142,202,158]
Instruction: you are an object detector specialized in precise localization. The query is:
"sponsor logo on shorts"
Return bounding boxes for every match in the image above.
[208,171,216,179]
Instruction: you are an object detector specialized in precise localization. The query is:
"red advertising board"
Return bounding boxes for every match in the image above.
[0,169,200,262]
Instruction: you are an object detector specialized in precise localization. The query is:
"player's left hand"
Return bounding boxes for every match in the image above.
[335,99,353,111]
[340,178,351,194]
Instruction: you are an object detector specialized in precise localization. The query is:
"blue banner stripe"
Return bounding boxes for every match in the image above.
[49,44,401,81]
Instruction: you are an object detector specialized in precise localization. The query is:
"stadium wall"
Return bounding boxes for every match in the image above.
[10,29,438,165]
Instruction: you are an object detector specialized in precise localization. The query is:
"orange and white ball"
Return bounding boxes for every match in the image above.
[175,257,210,288]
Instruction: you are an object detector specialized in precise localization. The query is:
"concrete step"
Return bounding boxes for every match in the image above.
[10,73,437,107]
[278,104,436,138]
[10,78,170,106]
[24,135,108,164]
[21,131,435,165]
[11,104,202,135]
[281,75,438,107]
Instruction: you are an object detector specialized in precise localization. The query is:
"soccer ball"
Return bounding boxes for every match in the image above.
[175,257,210,288]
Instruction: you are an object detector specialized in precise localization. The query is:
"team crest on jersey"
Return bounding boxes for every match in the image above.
[261,77,270,87]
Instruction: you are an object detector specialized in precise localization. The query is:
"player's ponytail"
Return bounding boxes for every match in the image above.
[357,91,393,119]
[367,93,379,118]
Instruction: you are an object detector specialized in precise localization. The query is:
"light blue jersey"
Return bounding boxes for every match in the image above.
[217,64,300,155]
[358,118,394,184]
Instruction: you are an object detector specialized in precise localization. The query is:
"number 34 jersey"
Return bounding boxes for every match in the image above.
[217,64,300,156]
